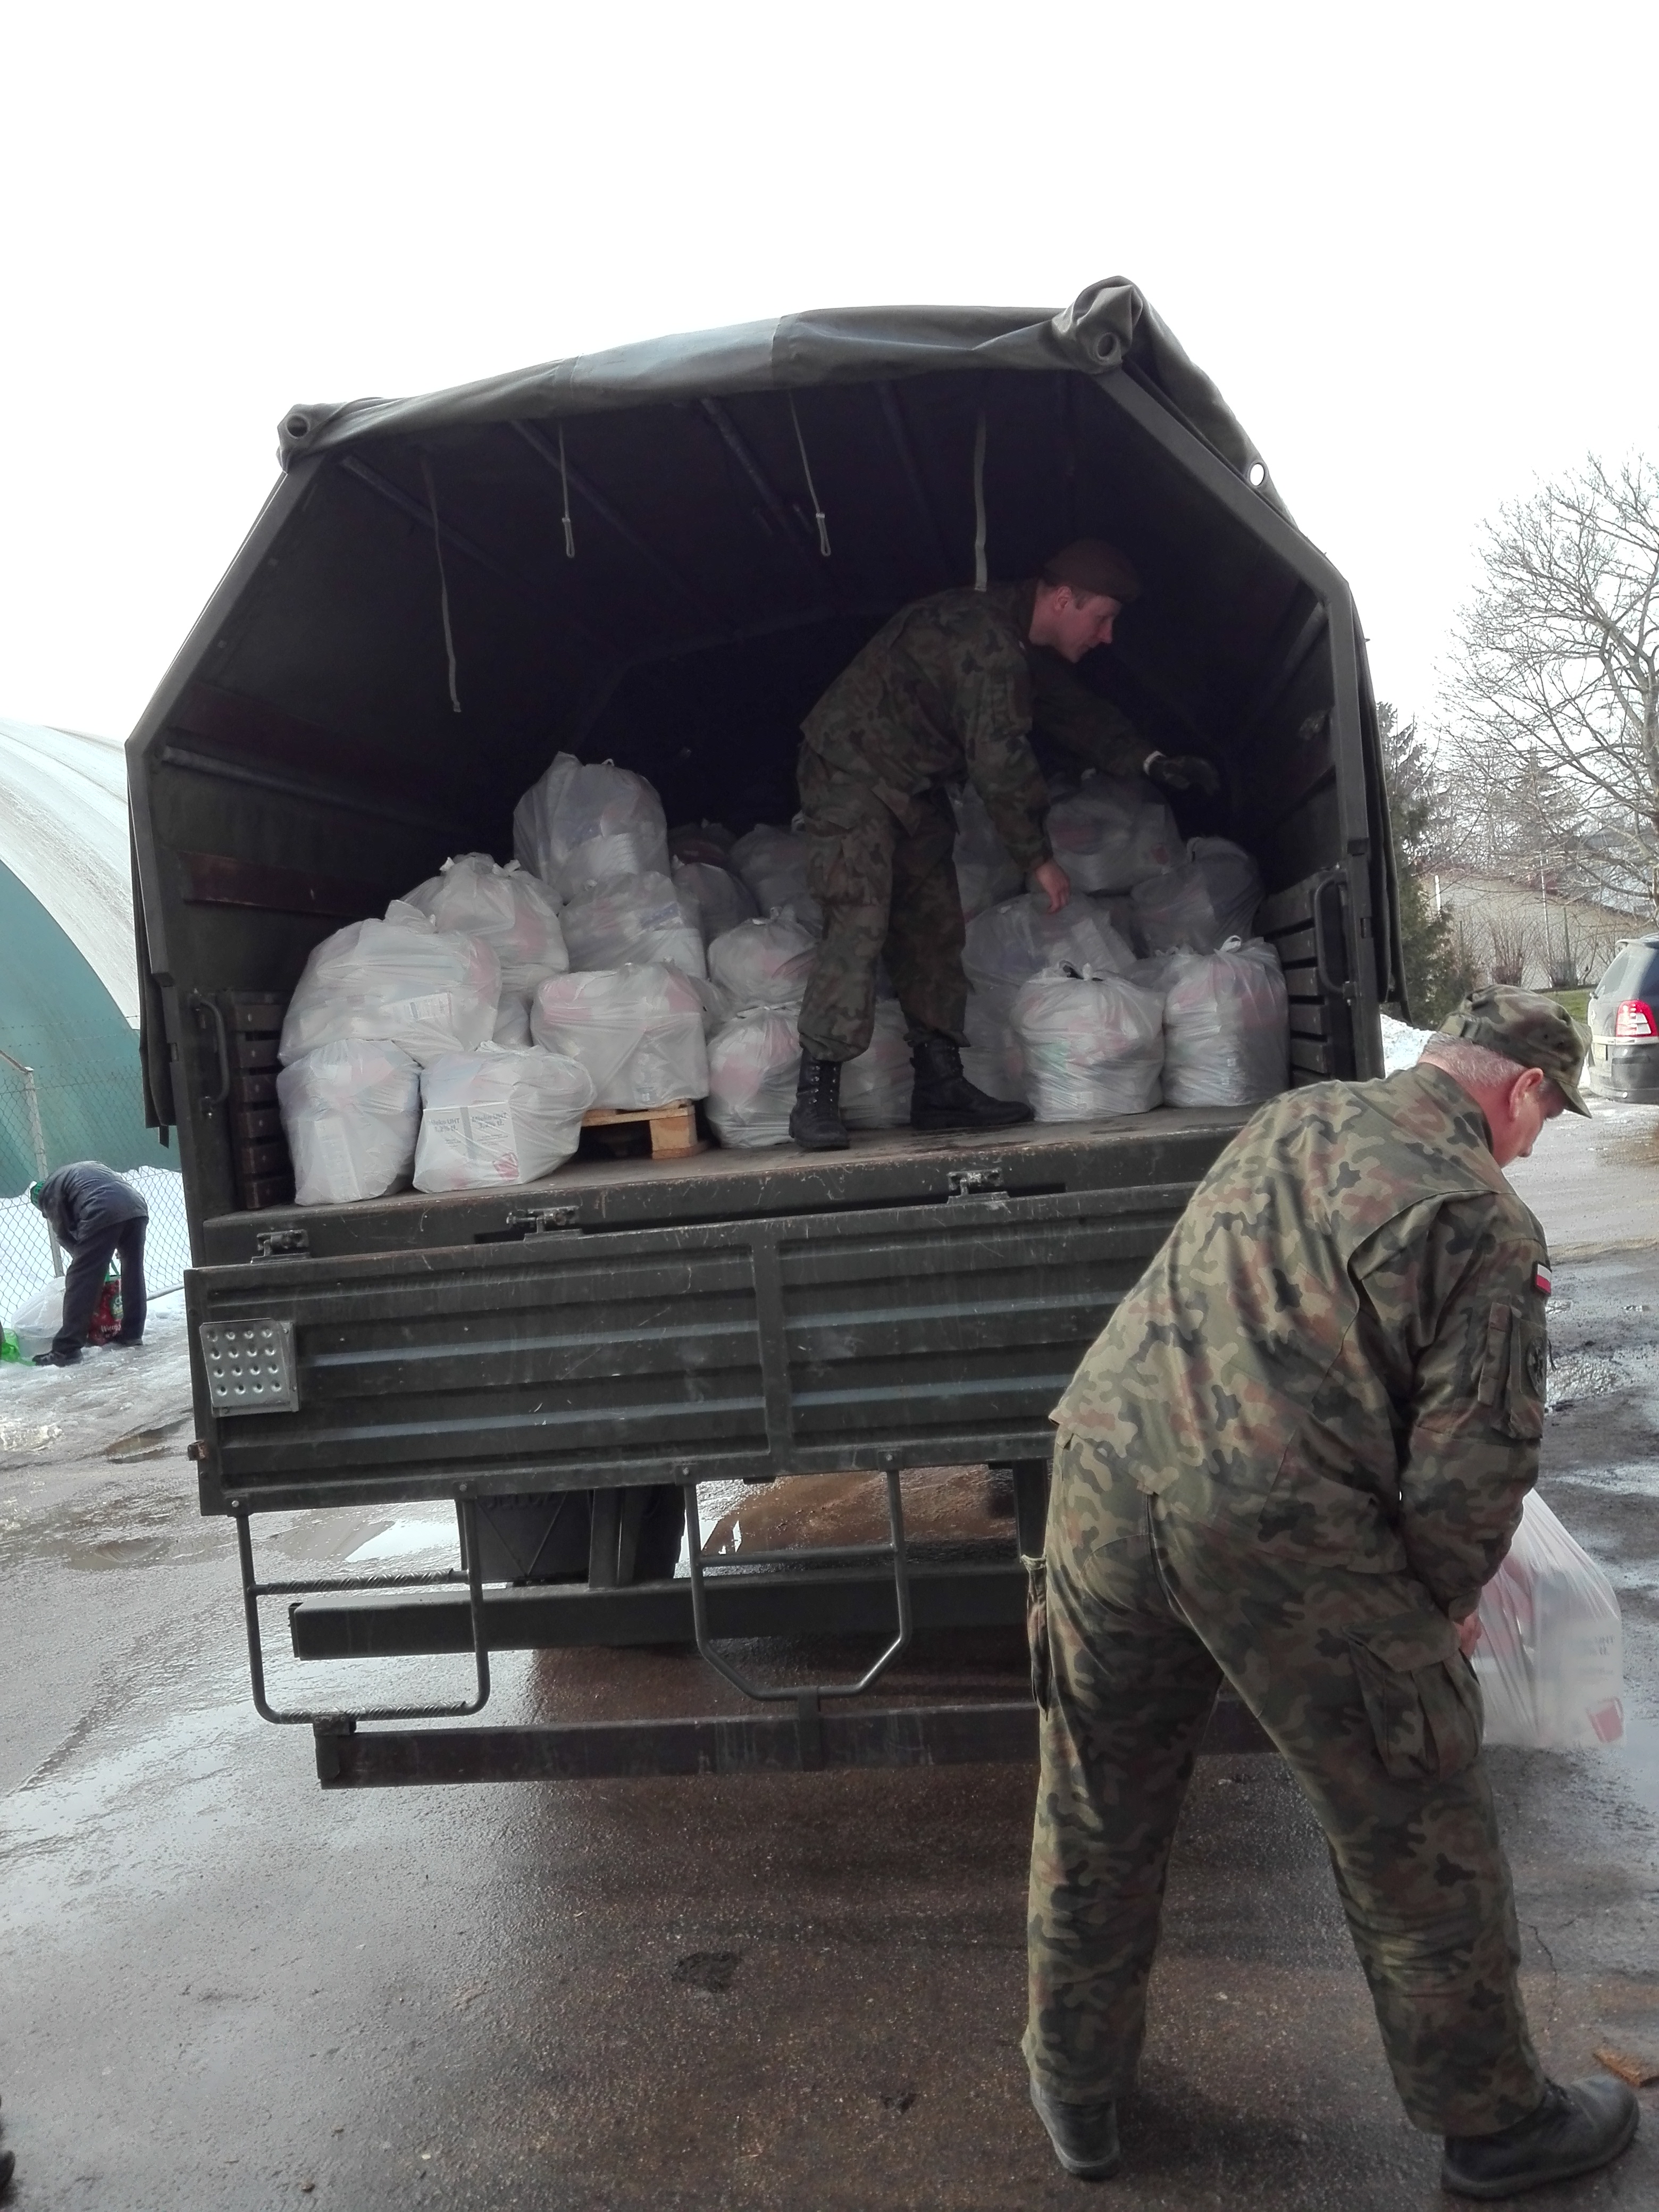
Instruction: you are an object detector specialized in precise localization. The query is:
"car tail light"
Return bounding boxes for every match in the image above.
[1615,999,1657,1038]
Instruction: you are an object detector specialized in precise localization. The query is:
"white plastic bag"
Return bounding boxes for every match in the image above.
[1132,838,1263,953]
[279,907,501,1066]
[706,1007,801,1149]
[1161,940,1289,1108]
[532,964,709,1110]
[842,1001,913,1129]
[708,914,817,1011]
[669,822,737,866]
[731,824,811,914]
[1011,967,1165,1121]
[672,858,758,945]
[1474,1491,1624,1749]
[952,784,1023,920]
[1045,775,1179,894]
[559,872,708,980]
[277,1039,422,1206]
[11,1277,65,1360]
[512,753,670,900]
[493,994,533,1049]
[413,1046,595,1192]
[400,853,568,993]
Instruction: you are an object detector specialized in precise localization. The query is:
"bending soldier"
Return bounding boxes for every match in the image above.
[788,539,1218,1150]
[1025,988,1639,2199]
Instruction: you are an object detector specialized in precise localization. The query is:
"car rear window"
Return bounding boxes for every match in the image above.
[1595,941,1659,1004]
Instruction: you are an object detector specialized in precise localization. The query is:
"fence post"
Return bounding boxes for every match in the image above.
[21,1067,64,1277]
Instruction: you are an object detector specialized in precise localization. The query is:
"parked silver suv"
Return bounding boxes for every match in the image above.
[1587,935,1659,1102]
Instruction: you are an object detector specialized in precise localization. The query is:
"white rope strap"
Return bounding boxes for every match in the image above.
[789,396,832,558]
[558,424,575,559]
[420,454,462,715]
[972,412,988,591]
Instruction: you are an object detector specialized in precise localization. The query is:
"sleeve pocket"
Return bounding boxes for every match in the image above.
[1477,1300,1545,1442]
[1023,1555,1052,1714]
[1346,1615,1484,1782]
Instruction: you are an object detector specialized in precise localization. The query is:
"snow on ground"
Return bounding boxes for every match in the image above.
[1380,1013,1436,1073]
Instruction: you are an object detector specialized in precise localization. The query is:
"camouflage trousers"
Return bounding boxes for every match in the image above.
[796,758,968,1062]
[1025,1430,1545,2136]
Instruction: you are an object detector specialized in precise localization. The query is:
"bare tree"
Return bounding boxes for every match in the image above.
[1441,457,1659,912]
[1485,909,1535,986]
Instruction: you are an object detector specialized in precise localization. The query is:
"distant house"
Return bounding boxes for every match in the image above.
[0,717,168,1189]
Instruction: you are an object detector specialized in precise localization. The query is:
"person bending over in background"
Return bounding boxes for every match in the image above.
[29,1160,148,1367]
[1025,988,1640,2199]
[788,538,1220,1151]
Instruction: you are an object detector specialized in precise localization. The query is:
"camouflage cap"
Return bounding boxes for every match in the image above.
[1435,985,1591,1116]
[1042,538,1142,605]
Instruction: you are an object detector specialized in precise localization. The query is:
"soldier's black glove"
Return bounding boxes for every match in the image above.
[1144,750,1221,797]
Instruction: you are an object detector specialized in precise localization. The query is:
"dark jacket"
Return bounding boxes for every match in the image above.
[36,1162,148,1251]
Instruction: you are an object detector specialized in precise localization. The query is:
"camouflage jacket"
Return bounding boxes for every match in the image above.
[799,582,1146,872]
[1051,1063,1550,1617]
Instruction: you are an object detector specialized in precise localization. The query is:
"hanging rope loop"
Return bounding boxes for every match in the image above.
[558,425,575,559]
[971,412,988,592]
[419,454,462,715]
[789,396,832,558]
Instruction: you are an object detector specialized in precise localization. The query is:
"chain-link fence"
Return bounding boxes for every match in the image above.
[0,1051,192,1328]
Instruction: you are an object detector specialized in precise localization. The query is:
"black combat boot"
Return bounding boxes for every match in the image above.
[1029,2079,1121,2180]
[1442,2076,1638,2198]
[789,1052,849,1151]
[909,1030,1034,1132]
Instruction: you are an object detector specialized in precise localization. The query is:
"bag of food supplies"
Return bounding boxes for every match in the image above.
[952,783,1023,920]
[1473,1491,1624,1749]
[559,872,707,980]
[279,904,500,1065]
[277,1039,422,1205]
[1045,775,1179,895]
[1011,967,1164,1121]
[708,913,817,1011]
[532,963,709,1110]
[1132,837,1263,953]
[400,853,568,993]
[706,1006,801,1148]
[512,753,670,901]
[672,857,759,945]
[1161,940,1289,1107]
[731,824,811,914]
[841,1000,912,1129]
[413,1046,595,1192]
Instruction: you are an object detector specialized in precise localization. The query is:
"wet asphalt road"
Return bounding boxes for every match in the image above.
[4,1107,1659,2209]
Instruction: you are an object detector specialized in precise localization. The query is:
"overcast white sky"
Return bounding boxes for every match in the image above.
[4,1,1656,743]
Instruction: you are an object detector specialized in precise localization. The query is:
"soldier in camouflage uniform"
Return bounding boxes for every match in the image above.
[1025,990,1640,2199]
[788,539,1219,1149]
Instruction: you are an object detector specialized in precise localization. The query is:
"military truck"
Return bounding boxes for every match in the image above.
[127,279,1403,1787]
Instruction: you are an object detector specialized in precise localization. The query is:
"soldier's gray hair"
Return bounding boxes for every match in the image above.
[1419,1038,1566,1111]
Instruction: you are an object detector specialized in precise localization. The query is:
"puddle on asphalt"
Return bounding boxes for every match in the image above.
[345,1516,459,1565]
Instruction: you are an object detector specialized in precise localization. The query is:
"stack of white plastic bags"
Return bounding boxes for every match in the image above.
[702,913,910,1147]
[962,894,1136,1104]
[278,865,608,1200]
[513,753,670,900]
[400,851,569,1049]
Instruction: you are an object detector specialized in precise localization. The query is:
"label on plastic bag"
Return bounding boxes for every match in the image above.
[463,1101,520,1181]
[383,993,456,1028]
[313,1115,364,1203]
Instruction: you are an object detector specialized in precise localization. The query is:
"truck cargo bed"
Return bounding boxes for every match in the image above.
[196,1102,1249,1263]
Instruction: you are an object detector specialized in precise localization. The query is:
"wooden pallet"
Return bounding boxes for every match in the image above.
[581,1099,708,1162]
